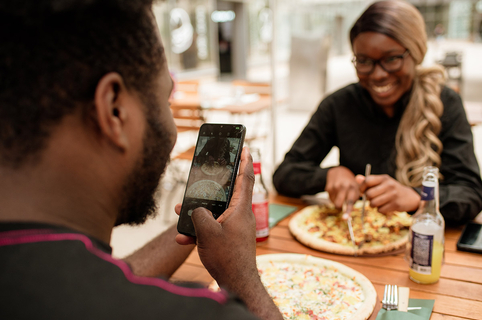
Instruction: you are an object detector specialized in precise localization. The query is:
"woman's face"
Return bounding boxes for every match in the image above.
[352,32,416,115]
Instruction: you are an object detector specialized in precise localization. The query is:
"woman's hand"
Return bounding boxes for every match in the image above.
[356,174,420,213]
[326,166,360,214]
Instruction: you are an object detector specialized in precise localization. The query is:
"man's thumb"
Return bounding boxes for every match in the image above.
[191,207,219,238]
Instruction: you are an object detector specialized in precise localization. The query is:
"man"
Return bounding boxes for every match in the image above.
[0,1,282,319]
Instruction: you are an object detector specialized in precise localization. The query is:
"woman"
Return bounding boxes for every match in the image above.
[273,0,482,225]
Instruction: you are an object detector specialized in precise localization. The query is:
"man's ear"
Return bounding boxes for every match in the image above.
[93,72,130,151]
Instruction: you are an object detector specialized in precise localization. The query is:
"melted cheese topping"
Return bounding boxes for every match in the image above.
[299,204,411,248]
[259,261,365,320]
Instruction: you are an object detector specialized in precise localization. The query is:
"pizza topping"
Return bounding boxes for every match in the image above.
[291,203,412,254]
[258,261,366,320]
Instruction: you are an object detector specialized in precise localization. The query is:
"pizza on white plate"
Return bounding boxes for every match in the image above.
[258,254,376,320]
[209,254,377,320]
[289,202,412,255]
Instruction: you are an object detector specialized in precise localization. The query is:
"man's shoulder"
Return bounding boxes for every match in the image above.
[0,227,256,320]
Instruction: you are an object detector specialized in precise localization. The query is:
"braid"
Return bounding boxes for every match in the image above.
[395,66,445,186]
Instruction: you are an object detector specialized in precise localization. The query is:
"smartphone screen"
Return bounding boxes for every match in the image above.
[177,123,246,237]
[456,221,482,254]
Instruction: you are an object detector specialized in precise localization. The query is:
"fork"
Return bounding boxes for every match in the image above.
[382,284,398,310]
[383,284,422,311]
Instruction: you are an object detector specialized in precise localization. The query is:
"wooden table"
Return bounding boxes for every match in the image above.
[171,194,482,320]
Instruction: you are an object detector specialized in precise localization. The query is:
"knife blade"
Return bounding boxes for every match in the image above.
[343,202,357,256]
[360,164,371,241]
[347,216,357,252]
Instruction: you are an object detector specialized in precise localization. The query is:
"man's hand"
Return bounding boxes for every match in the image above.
[326,166,360,214]
[356,174,420,213]
[176,147,282,320]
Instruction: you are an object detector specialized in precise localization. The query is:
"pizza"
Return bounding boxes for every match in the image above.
[201,162,224,175]
[185,179,226,201]
[258,254,376,320]
[209,254,376,320]
[289,202,412,255]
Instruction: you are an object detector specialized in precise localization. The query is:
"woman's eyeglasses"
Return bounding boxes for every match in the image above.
[352,50,410,74]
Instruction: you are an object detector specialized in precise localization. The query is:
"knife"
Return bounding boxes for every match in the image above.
[347,216,357,255]
[343,202,358,255]
[360,164,371,241]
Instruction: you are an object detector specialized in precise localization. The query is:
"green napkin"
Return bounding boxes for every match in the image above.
[269,204,298,228]
[376,299,435,320]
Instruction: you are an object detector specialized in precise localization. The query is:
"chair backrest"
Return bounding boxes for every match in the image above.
[232,80,271,96]
[175,80,199,94]
[170,78,205,133]
[170,104,205,133]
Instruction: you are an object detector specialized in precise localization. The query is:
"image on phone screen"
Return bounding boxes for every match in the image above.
[177,124,245,237]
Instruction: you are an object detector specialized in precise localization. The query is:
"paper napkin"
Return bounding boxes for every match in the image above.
[268,204,298,228]
[375,299,435,320]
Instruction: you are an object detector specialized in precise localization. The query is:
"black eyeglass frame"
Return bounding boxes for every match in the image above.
[352,50,410,75]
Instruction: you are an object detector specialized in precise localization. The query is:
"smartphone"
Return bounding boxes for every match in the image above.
[177,123,246,237]
[456,221,482,254]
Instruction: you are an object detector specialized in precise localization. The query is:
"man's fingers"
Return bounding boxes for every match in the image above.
[228,147,255,208]
[175,233,196,245]
[174,203,182,216]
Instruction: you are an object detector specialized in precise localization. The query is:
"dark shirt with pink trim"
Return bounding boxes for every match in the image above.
[0,222,260,320]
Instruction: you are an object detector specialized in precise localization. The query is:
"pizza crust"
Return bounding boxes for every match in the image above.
[257,254,377,320]
[201,162,224,175]
[289,204,410,256]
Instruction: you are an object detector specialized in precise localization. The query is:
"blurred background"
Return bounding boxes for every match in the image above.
[111,0,482,257]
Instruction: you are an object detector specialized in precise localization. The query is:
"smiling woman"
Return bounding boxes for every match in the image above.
[273,0,482,225]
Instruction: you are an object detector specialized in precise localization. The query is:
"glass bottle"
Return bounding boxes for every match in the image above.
[251,148,269,242]
[407,166,445,284]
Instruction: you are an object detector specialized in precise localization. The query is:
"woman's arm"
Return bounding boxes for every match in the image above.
[438,87,482,225]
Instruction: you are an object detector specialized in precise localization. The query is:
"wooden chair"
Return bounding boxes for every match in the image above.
[230,80,271,147]
[232,80,271,96]
[160,94,205,221]
[171,104,205,133]
[175,79,199,94]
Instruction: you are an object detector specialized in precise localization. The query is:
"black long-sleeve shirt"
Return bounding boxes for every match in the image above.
[273,83,482,225]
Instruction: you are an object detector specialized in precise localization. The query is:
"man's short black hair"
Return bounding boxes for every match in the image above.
[0,0,163,167]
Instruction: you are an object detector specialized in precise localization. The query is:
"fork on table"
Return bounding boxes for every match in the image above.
[382,284,398,310]
[382,284,422,311]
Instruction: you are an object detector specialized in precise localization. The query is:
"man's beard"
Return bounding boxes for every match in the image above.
[115,111,172,226]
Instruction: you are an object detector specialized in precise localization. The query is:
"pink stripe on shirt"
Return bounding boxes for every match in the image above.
[0,231,229,304]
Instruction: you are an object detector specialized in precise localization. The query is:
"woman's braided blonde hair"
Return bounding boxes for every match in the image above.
[350,0,445,187]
